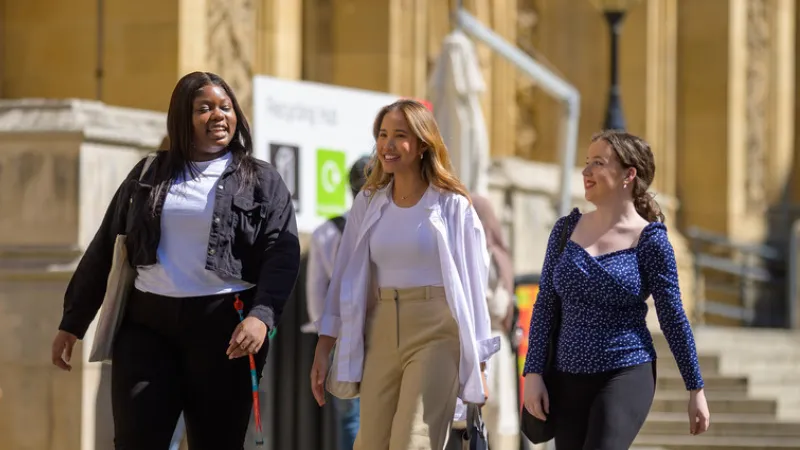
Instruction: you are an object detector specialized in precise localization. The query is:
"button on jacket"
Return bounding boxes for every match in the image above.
[59,152,301,339]
[316,183,501,412]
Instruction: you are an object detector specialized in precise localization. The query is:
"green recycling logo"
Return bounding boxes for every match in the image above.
[316,148,347,217]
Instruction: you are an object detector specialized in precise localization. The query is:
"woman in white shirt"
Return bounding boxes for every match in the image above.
[309,99,500,449]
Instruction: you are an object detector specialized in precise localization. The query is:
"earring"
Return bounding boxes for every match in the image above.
[623,181,629,189]
[420,153,424,160]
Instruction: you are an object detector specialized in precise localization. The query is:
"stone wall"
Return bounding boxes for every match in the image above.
[0,99,165,450]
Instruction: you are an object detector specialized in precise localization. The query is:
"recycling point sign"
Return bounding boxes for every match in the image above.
[252,76,400,234]
[315,148,347,217]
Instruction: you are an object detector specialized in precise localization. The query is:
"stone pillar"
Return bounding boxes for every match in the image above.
[0,0,5,98]
[328,0,391,92]
[488,0,519,158]
[205,0,257,114]
[515,0,538,159]
[643,0,697,321]
[764,0,795,208]
[0,99,165,450]
[675,1,731,235]
[677,0,795,243]
[302,0,335,84]
[456,0,518,159]
[177,0,209,77]
[255,0,303,80]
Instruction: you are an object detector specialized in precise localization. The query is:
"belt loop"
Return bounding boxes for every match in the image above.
[394,288,399,301]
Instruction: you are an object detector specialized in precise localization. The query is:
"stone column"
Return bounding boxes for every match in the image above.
[255,0,303,80]
[675,1,731,235]
[178,0,209,77]
[677,0,795,243]
[205,0,257,115]
[515,0,538,159]
[643,0,697,322]
[488,0,519,158]
[0,100,165,450]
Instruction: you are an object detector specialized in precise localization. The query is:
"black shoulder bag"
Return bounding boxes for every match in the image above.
[329,215,347,234]
[520,219,570,444]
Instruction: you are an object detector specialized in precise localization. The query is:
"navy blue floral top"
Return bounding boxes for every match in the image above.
[523,209,704,391]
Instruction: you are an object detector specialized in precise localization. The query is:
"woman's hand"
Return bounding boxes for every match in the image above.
[310,335,336,407]
[51,330,78,371]
[688,388,710,435]
[523,373,550,421]
[227,317,267,359]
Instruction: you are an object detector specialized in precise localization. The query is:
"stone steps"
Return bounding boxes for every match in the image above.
[640,326,800,448]
[658,355,722,375]
[651,393,777,415]
[653,328,800,357]
[642,413,800,437]
[657,373,749,394]
[633,435,800,449]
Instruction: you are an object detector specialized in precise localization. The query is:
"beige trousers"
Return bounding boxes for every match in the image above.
[354,286,461,450]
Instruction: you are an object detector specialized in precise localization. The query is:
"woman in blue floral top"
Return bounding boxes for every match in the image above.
[522,130,710,449]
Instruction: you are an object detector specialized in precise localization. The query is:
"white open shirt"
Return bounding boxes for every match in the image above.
[316,182,501,418]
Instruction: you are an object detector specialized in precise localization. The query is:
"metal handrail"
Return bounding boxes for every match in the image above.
[454,9,581,218]
[687,226,787,328]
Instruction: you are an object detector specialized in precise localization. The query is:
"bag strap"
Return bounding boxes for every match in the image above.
[556,215,570,255]
[139,153,157,181]
[550,215,572,326]
[124,154,157,234]
[466,403,487,442]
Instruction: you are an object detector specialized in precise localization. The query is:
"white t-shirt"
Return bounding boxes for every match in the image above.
[368,191,444,288]
[135,152,255,297]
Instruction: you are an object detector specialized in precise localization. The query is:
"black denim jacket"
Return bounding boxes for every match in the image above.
[59,152,301,339]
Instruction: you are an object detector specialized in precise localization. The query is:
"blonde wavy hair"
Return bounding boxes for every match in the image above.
[362,99,470,202]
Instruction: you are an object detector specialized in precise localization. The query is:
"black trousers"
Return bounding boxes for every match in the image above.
[111,289,269,450]
[552,361,656,450]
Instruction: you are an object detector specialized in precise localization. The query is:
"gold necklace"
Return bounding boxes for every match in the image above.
[398,183,425,201]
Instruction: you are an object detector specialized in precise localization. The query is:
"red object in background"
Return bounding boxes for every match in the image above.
[402,97,433,112]
[515,282,540,407]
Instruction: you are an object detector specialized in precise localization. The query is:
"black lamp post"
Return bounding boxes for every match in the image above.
[590,0,641,131]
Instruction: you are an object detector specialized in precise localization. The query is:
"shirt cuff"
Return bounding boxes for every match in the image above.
[476,336,501,362]
[316,315,341,338]
[247,305,276,330]
[685,376,705,391]
[59,317,88,340]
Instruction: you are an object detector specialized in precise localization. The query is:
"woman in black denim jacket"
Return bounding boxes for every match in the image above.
[50,71,301,449]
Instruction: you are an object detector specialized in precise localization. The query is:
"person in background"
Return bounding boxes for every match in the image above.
[310,99,499,450]
[304,156,371,450]
[470,193,520,450]
[51,71,301,449]
[522,130,710,449]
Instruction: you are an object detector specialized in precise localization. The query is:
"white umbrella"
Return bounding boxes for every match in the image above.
[428,30,490,196]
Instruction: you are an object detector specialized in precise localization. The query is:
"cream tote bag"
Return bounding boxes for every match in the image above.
[325,342,361,399]
[88,154,156,364]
